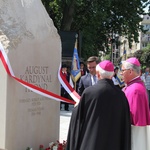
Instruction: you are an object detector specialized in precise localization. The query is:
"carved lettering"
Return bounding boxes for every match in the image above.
[20,66,52,92]
[19,97,48,116]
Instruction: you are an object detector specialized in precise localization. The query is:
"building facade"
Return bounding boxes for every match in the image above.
[119,14,150,59]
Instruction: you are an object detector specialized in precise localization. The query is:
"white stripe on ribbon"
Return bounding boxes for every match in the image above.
[0,42,76,105]
[0,43,15,76]
[58,65,80,103]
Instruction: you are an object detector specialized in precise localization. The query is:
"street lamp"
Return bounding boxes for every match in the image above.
[109,32,115,63]
[110,33,119,64]
[123,40,127,60]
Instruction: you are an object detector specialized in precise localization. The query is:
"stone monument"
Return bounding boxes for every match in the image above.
[0,0,61,149]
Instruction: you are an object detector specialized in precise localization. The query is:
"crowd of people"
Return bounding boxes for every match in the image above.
[60,56,150,150]
[141,67,150,107]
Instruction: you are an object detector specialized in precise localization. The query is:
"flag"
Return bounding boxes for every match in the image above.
[123,49,127,60]
[123,49,126,55]
[116,76,125,87]
[116,64,125,88]
[69,76,74,88]
[71,40,81,83]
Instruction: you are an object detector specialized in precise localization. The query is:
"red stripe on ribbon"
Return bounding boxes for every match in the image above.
[14,76,75,104]
[0,52,11,75]
[59,68,80,100]
[0,47,75,105]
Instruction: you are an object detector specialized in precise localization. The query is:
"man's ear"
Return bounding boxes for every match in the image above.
[129,69,133,75]
[96,71,100,79]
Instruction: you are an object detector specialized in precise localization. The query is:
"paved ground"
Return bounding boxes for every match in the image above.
[59,104,74,142]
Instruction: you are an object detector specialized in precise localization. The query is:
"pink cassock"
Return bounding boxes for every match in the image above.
[123,77,150,126]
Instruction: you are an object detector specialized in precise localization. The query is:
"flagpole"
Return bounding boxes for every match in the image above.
[74,82,77,91]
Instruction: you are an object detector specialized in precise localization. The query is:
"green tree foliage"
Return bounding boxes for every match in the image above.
[42,0,149,60]
[131,50,143,65]
[131,43,150,68]
[141,43,150,66]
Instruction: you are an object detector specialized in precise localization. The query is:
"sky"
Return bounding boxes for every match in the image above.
[144,3,150,13]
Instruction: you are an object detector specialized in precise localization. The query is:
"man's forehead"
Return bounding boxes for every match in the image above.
[87,61,96,65]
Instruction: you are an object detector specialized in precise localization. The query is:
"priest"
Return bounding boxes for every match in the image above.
[121,57,150,126]
[66,60,131,150]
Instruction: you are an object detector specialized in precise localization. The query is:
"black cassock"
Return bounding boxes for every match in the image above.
[66,79,131,150]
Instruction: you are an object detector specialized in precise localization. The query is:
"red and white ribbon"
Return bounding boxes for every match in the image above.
[58,66,80,103]
[0,42,76,105]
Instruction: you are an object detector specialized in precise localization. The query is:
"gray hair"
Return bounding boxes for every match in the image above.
[96,64,114,78]
[121,61,141,74]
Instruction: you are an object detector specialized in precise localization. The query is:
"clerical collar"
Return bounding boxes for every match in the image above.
[126,76,141,86]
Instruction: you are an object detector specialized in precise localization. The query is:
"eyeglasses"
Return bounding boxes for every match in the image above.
[120,69,130,73]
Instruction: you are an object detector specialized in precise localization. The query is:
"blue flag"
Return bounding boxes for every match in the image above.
[71,41,81,83]
[116,64,125,87]
[116,76,125,87]
[123,49,126,55]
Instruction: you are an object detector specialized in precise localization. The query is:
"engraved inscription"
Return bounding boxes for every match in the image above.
[20,66,52,92]
[19,66,52,116]
[19,97,49,116]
